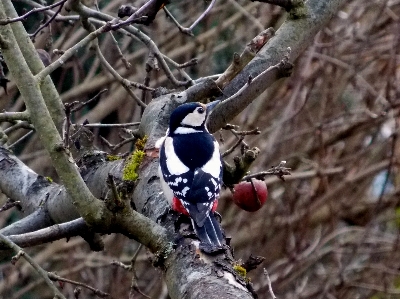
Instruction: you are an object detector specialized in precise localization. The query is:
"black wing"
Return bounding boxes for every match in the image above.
[159,139,222,226]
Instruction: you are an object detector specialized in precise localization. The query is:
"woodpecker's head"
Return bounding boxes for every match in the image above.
[169,100,220,134]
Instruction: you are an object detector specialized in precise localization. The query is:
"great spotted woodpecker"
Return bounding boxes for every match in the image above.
[157,101,224,252]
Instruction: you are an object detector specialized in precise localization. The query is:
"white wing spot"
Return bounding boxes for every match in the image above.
[168,177,183,186]
[210,178,217,187]
[183,178,188,183]
[181,187,190,197]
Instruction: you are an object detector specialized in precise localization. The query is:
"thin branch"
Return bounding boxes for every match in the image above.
[30,0,190,87]
[94,43,147,108]
[0,199,21,212]
[107,31,131,70]
[100,134,137,152]
[4,218,88,248]
[106,174,123,209]
[162,54,194,83]
[83,122,140,128]
[35,23,113,82]
[8,130,35,149]
[242,161,291,181]
[0,0,67,25]
[111,0,165,29]
[29,0,66,39]
[263,269,277,299]
[48,272,109,298]
[222,126,260,157]
[70,89,108,112]
[0,127,7,145]
[0,111,30,122]
[163,0,217,36]
[222,136,244,157]
[0,233,67,299]
[63,103,73,149]
[3,121,34,134]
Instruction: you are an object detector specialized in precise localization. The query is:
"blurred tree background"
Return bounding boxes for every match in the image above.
[1,0,400,298]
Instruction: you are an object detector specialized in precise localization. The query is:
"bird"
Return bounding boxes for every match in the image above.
[157,100,225,252]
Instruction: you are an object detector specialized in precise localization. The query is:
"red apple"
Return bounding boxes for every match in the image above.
[232,179,268,212]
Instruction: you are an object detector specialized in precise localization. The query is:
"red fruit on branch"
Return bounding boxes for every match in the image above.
[232,179,268,212]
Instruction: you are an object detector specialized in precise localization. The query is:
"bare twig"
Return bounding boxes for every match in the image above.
[83,122,140,128]
[0,199,21,212]
[95,44,147,108]
[0,0,67,25]
[8,130,35,149]
[106,173,123,209]
[35,23,113,82]
[29,1,66,39]
[3,218,88,248]
[263,269,277,299]
[48,272,109,298]
[0,233,67,299]
[163,0,217,36]
[242,161,291,181]
[100,133,138,152]
[222,126,260,157]
[70,89,108,113]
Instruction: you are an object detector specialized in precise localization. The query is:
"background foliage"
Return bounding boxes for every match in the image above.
[1,0,400,298]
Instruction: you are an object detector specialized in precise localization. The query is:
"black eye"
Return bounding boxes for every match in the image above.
[198,107,205,113]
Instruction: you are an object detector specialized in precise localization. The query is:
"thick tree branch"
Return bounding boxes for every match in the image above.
[0,146,170,254]
[209,51,293,132]
[0,7,170,254]
[3,218,87,249]
[2,0,65,131]
[208,0,347,132]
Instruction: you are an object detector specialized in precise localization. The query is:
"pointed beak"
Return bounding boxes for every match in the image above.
[206,100,220,114]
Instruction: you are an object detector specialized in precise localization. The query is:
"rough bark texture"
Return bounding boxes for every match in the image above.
[208,0,346,132]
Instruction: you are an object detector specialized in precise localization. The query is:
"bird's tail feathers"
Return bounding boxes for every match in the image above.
[192,213,224,252]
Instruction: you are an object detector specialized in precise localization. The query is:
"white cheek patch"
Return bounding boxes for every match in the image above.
[164,137,189,175]
[181,111,206,127]
[201,141,221,178]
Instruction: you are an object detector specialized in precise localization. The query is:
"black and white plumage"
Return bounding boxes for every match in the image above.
[157,101,224,251]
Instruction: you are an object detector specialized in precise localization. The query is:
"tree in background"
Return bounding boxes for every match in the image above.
[1,0,399,298]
